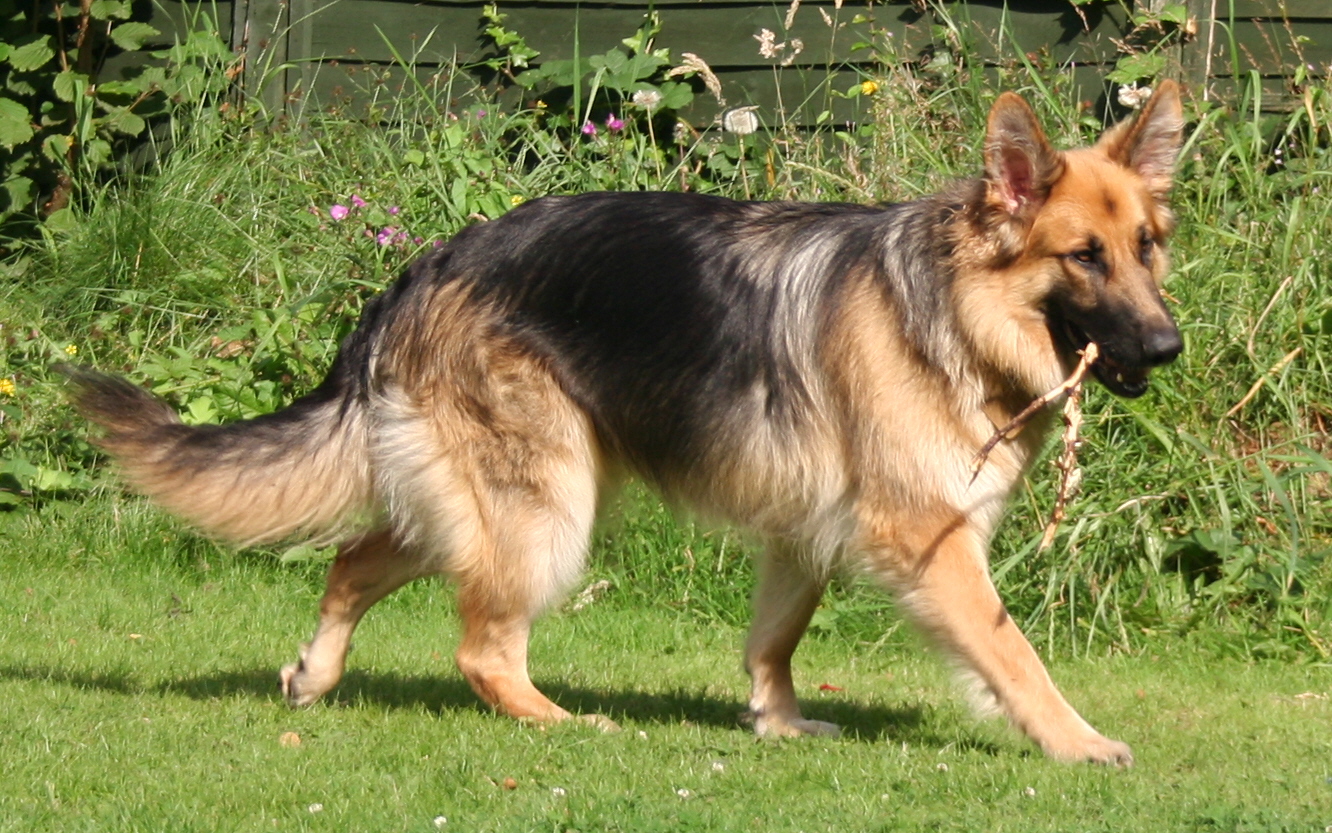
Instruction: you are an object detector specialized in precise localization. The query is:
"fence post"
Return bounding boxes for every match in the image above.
[1181,0,1216,98]
[233,0,291,116]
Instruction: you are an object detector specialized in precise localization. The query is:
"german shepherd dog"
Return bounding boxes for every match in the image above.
[66,82,1184,764]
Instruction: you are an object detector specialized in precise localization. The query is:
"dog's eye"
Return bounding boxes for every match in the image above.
[1139,233,1154,266]
[1069,249,1097,266]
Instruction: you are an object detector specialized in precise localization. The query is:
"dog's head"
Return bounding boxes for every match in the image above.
[979,83,1185,398]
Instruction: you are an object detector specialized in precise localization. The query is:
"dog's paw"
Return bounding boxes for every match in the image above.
[576,713,621,733]
[750,712,841,739]
[278,644,324,708]
[1083,737,1134,767]
[1045,733,1134,767]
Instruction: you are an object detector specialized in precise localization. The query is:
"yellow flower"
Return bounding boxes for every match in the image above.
[510,195,525,207]
[0,377,14,396]
[64,344,78,356]
[535,100,547,109]
[859,79,879,96]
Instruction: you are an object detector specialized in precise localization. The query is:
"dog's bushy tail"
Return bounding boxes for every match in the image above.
[61,365,374,546]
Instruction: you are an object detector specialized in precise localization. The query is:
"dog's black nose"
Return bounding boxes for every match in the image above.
[1142,326,1183,366]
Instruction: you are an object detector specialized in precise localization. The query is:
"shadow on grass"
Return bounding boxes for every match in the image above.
[0,662,998,751]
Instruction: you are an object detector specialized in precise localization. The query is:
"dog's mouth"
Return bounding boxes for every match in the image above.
[1051,313,1151,399]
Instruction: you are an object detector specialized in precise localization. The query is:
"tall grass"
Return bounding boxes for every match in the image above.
[0,15,1329,661]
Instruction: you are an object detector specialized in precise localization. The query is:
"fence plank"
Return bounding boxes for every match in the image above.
[152,0,1328,120]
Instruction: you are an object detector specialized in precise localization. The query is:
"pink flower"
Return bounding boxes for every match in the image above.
[606,114,625,131]
[329,204,350,221]
[351,195,367,209]
[388,205,400,216]
[413,236,424,245]
[376,226,407,247]
[581,121,597,136]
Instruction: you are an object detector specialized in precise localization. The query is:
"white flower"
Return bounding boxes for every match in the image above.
[307,803,324,813]
[1117,83,1153,109]
[632,89,663,112]
[711,760,725,772]
[723,106,760,135]
[433,816,448,828]
[676,788,692,799]
[551,787,567,797]
[1023,786,1037,797]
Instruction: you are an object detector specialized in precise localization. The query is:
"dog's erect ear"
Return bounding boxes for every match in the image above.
[1097,80,1184,197]
[983,92,1065,220]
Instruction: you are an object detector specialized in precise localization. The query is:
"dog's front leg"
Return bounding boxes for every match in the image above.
[881,517,1133,765]
[744,544,840,738]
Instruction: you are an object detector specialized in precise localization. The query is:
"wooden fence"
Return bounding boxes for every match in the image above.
[144,0,1332,122]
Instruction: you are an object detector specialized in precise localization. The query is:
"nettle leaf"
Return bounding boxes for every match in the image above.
[0,97,34,148]
[7,36,55,73]
[89,0,131,19]
[109,22,160,52]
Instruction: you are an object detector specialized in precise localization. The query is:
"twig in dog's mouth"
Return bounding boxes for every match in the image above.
[970,343,1099,477]
[971,343,1099,551]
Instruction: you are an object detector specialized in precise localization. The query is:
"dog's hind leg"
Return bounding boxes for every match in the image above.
[448,463,611,730]
[280,528,426,706]
[884,515,1133,765]
[744,544,839,738]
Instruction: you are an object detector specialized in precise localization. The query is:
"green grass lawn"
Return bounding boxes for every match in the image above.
[1,500,1328,832]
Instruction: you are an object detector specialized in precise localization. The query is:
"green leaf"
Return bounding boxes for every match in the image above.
[83,137,111,166]
[0,97,34,148]
[657,81,693,111]
[1107,52,1166,84]
[1,174,33,211]
[7,36,55,73]
[110,22,161,52]
[1159,3,1189,25]
[43,206,78,232]
[53,69,87,102]
[96,79,148,97]
[41,133,71,162]
[32,466,74,491]
[402,148,425,166]
[89,0,131,19]
[101,107,146,136]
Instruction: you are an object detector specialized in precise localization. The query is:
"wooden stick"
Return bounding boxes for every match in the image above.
[1038,381,1087,553]
[970,342,1100,480]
